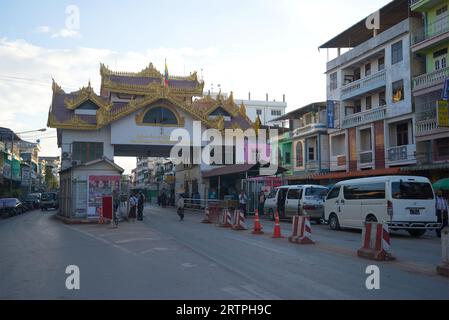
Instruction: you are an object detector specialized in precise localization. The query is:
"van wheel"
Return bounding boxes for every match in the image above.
[329,214,340,231]
[366,215,378,223]
[408,229,426,238]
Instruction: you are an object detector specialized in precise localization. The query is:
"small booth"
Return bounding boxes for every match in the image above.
[59,157,124,222]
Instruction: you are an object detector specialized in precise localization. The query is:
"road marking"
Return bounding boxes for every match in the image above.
[240,284,281,300]
[140,247,170,254]
[115,237,160,244]
[181,262,198,268]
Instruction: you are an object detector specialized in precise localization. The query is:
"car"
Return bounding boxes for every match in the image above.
[40,192,59,211]
[0,198,27,217]
[24,193,41,210]
[324,176,439,238]
[264,185,329,222]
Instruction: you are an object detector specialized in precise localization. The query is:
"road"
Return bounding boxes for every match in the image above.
[0,206,448,299]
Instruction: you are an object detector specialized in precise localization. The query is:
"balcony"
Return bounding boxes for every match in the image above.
[411,0,442,11]
[341,70,386,101]
[330,155,346,171]
[413,66,449,92]
[292,123,327,139]
[413,14,449,47]
[386,144,416,165]
[342,105,388,129]
[359,151,373,167]
[305,160,319,171]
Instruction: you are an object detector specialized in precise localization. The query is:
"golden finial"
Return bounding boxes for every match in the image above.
[227,91,234,104]
[239,101,246,117]
[254,114,262,136]
[217,115,224,131]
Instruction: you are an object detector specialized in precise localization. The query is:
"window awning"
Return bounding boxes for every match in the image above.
[287,167,405,182]
[202,164,288,178]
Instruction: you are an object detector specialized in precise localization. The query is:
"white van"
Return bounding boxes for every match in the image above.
[264,185,328,222]
[324,176,440,237]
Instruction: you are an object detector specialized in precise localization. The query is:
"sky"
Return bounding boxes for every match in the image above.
[0,0,391,173]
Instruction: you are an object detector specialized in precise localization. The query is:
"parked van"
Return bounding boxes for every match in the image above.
[264,185,328,222]
[324,176,439,237]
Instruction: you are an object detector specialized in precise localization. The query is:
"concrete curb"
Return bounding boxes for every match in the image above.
[53,214,102,225]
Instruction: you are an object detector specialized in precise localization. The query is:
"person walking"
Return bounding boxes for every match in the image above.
[436,189,449,238]
[177,194,185,221]
[112,189,120,226]
[239,190,248,217]
[137,191,145,221]
[258,190,266,216]
[128,193,138,222]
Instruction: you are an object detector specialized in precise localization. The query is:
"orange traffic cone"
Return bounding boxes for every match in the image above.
[252,209,264,235]
[272,210,284,238]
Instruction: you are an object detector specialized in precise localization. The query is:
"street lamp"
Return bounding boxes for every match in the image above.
[9,128,47,194]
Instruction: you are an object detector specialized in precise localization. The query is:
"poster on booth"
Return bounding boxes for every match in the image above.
[87,175,120,218]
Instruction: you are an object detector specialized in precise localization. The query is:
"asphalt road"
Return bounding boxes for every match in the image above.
[0,206,448,299]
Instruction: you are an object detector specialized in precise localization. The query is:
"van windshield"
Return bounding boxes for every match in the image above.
[391,182,434,200]
[305,187,328,199]
[41,193,56,201]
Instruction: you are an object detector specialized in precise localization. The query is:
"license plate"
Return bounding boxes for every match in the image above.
[410,208,420,215]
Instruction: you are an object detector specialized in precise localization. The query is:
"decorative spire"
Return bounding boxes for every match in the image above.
[254,114,262,136]
[216,115,224,131]
[227,91,234,104]
[239,101,246,117]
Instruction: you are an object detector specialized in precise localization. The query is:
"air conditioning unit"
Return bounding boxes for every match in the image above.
[62,152,71,160]
[71,160,81,167]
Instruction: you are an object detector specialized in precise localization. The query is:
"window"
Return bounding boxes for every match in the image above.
[365,63,371,76]
[435,138,449,159]
[434,48,447,71]
[287,188,301,200]
[392,80,404,103]
[256,109,262,115]
[296,142,303,167]
[326,186,341,200]
[285,152,291,164]
[366,96,372,110]
[436,5,448,16]
[354,99,362,113]
[343,183,386,200]
[392,41,403,64]
[143,107,178,125]
[330,72,338,90]
[72,142,103,164]
[271,110,282,116]
[308,147,315,161]
[305,187,328,199]
[354,68,361,81]
[378,57,385,71]
[379,91,386,106]
[392,182,434,200]
[396,123,409,146]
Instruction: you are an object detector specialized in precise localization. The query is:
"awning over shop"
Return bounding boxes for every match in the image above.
[400,163,449,172]
[202,164,254,178]
[287,167,405,182]
[202,164,288,178]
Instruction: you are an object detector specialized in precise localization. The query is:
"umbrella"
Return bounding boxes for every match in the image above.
[433,178,449,191]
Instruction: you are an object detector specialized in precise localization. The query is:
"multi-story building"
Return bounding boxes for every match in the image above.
[410,0,449,177]
[235,93,287,127]
[272,102,330,182]
[319,0,420,180]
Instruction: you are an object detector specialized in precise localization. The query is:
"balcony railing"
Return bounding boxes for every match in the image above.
[292,123,327,138]
[416,118,439,135]
[342,105,388,129]
[341,69,386,100]
[359,151,373,164]
[413,66,449,91]
[412,13,449,45]
[387,144,416,163]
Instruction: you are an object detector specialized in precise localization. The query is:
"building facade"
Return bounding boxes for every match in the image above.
[319,0,421,181]
[411,0,449,179]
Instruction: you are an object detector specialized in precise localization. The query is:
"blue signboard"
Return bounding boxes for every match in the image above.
[442,77,449,101]
[327,100,335,129]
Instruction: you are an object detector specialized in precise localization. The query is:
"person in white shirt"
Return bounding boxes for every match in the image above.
[239,191,248,217]
[436,189,448,238]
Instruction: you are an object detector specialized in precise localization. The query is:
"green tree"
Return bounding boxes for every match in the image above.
[44,169,59,190]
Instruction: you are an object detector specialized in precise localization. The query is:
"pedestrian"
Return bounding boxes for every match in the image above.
[161,192,167,208]
[258,190,266,216]
[436,189,449,238]
[128,193,137,222]
[239,190,248,217]
[177,193,185,221]
[137,191,145,221]
[193,191,201,209]
[112,189,120,225]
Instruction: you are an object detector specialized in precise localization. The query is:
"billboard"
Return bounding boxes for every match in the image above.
[437,100,449,127]
[327,100,335,129]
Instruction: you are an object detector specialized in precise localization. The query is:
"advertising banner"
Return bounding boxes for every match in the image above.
[21,166,30,186]
[437,100,449,127]
[327,100,335,129]
[87,175,120,218]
